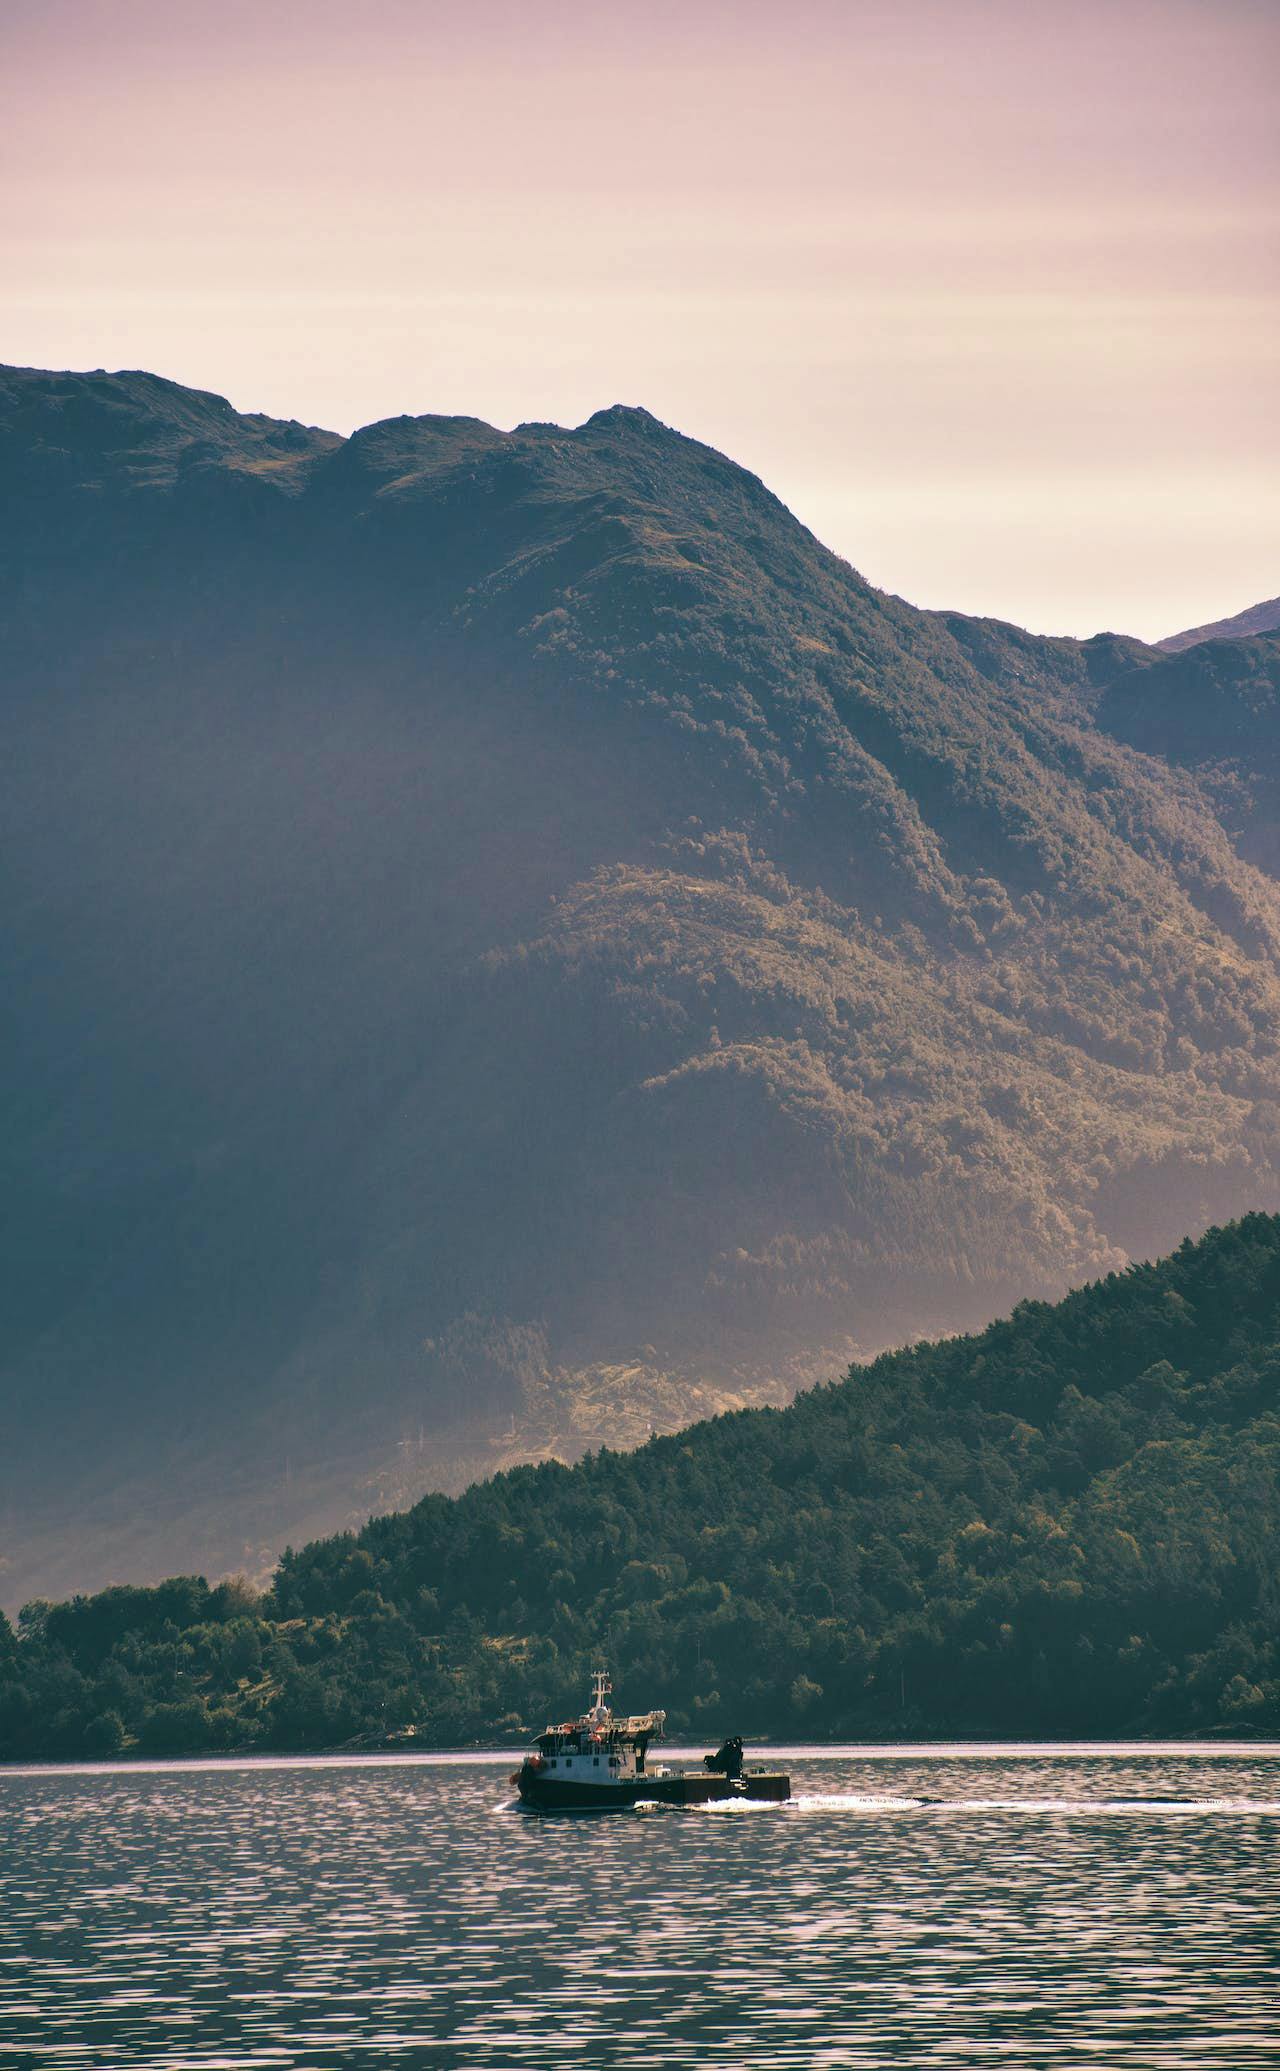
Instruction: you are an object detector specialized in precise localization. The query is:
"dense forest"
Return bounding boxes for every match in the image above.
[4,1214,1279,1760]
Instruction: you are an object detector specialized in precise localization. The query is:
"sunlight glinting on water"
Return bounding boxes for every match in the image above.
[2,1747,1277,2067]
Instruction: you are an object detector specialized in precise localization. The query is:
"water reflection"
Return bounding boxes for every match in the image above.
[2,1749,1277,2067]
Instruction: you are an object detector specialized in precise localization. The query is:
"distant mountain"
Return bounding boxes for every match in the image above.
[6,364,1280,1604]
[1158,597,1280,652]
[5,1211,1279,1753]
[1092,633,1280,874]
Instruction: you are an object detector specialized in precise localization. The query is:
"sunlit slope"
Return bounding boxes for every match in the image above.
[4,365,1280,1598]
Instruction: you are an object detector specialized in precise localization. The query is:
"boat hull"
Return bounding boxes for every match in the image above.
[516,1769,790,1813]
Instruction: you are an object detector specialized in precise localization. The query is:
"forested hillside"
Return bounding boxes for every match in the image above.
[6,363,1280,1600]
[4,1215,1278,1758]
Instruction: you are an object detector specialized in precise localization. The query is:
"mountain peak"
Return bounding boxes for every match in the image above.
[582,403,671,435]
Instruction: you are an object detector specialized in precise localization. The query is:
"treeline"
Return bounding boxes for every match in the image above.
[4,1214,1280,1760]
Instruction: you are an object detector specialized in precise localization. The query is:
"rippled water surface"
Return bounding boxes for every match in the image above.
[3,1745,1278,2068]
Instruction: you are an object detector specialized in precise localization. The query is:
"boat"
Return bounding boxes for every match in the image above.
[511,1670,790,1812]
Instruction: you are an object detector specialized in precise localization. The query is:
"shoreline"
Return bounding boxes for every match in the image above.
[4,1733,1279,1776]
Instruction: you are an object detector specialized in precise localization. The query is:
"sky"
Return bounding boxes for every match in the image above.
[2,0,1276,640]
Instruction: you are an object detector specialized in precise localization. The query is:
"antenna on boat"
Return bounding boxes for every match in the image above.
[590,1666,612,1720]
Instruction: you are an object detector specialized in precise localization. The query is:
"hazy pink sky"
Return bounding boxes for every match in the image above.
[3,0,1276,638]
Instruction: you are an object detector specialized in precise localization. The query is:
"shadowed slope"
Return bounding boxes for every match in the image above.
[1093,634,1280,874]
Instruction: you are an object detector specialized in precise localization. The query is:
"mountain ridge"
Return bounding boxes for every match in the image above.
[1159,596,1280,653]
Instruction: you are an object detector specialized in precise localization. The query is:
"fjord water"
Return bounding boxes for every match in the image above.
[3,1748,1276,2068]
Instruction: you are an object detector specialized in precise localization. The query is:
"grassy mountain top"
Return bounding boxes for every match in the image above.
[4,1213,1278,1757]
[0,364,341,498]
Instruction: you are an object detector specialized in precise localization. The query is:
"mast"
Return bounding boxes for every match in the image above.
[589,1667,612,1722]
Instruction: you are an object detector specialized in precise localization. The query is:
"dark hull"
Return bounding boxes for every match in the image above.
[516,1769,790,1813]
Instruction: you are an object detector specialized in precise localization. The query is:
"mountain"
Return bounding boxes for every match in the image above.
[6,364,1280,1605]
[1089,634,1280,875]
[1158,597,1280,652]
[5,1211,1279,1754]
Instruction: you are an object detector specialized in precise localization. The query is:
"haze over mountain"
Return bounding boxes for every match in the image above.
[7,1212,1280,1754]
[1158,597,1280,653]
[6,364,1280,1605]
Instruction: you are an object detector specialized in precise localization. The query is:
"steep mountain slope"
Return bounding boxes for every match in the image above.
[1092,634,1280,874]
[6,1212,1279,1752]
[5,365,1280,1603]
[1159,596,1280,652]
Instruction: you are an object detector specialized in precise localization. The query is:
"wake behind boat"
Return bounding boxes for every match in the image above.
[512,1671,790,1812]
